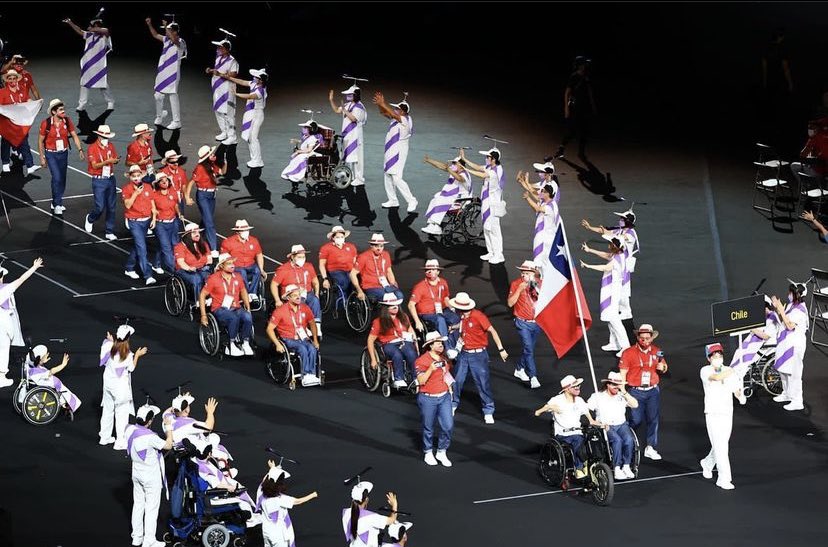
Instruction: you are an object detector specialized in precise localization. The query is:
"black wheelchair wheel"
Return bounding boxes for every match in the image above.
[462,199,484,240]
[232,537,246,547]
[331,162,353,189]
[12,382,24,414]
[360,348,382,392]
[199,314,221,356]
[22,386,61,425]
[590,462,614,506]
[201,523,230,547]
[538,439,567,488]
[319,284,333,314]
[407,380,419,395]
[316,352,325,387]
[345,292,371,333]
[164,276,187,317]
[266,348,293,385]
[381,381,392,398]
[630,428,641,478]
[761,361,783,396]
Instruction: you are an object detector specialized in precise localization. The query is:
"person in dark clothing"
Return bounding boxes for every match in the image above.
[555,56,597,160]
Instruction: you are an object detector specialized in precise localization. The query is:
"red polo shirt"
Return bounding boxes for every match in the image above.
[415,352,452,394]
[354,250,392,290]
[87,140,118,177]
[160,164,188,199]
[273,262,316,294]
[409,278,450,315]
[319,241,358,272]
[126,139,153,167]
[0,84,29,105]
[618,343,666,387]
[174,242,210,270]
[269,303,315,340]
[220,235,262,268]
[509,277,541,321]
[122,182,155,219]
[153,190,178,221]
[192,162,221,190]
[459,309,492,350]
[369,316,408,345]
[39,117,76,151]
[7,68,35,96]
[203,271,245,311]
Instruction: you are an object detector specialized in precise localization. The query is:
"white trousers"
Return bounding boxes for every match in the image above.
[99,388,134,443]
[619,293,633,320]
[154,92,181,124]
[245,111,264,167]
[0,334,10,376]
[348,143,365,183]
[779,357,804,406]
[214,109,237,144]
[131,472,162,547]
[701,412,733,485]
[606,317,630,349]
[78,86,115,110]
[263,530,291,547]
[383,173,416,205]
[483,218,504,261]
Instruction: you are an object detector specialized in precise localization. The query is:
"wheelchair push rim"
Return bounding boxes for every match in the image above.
[359,349,382,392]
[199,314,221,356]
[345,293,371,333]
[164,276,187,317]
[538,440,567,488]
[266,349,293,386]
[12,381,24,414]
[761,361,784,396]
[331,162,353,189]
[22,386,61,425]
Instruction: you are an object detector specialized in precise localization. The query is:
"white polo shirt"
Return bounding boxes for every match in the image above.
[546,393,589,436]
[587,390,630,426]
[700,365,740,415]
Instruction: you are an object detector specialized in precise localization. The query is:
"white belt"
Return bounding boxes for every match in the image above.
[197,188,217,193]
[631,385,656,391]
[157,219,176,223]
[462,348,485,354]
[128,216,151,222]
[420,391,448,398]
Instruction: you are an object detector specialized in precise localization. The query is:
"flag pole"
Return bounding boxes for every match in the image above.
[559,215,599,393]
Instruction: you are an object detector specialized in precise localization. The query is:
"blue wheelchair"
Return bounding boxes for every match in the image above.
[164,448,250,547]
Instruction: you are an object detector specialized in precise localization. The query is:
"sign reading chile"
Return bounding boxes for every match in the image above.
[711,294,767,335]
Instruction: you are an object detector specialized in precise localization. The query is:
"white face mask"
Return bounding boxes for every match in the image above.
[294,257,306,267]
[238,230,250,240]
[333,235,345,247]
[711,356,724,368]
[808,129,816,137]
[99,138,109,146]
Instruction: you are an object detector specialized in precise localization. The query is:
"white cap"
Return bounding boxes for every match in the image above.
[350,480,373,501]
[341,84,360,95]
[116,324,135,341]
[136,404,161,421]
[249,68,268,79]
[267,466,292,481]
[602,232,625,248]
[32,344,48,360]
[172,393,195,412]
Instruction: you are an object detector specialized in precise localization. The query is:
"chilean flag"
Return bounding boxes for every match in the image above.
[0,99,43,148]
[535,218,592,357]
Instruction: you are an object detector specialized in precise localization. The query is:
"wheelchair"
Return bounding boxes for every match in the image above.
[198,311,257,359]
[537,424,620,506]
[303,133,354,191]
[318,277,373,333]
[164,448,249,547]
[265,338,325,390]
[359,341,419,398]
[12,357,72,425]
[741,344,783,398]
[438,197,484,247]
[166,271,267,321]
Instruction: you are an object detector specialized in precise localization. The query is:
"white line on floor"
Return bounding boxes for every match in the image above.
[0,253,81,296]
[471,471,703,504]
[73,285,164,298]
[34,193,95,203]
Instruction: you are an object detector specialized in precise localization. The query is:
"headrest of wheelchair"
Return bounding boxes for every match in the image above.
[386,522,413,542]
[172,394,195,411]
[32,344,48,360]
[137,404,161,421]
[351,480,373,501]
[267,465,291,482]
[116,324,135,341]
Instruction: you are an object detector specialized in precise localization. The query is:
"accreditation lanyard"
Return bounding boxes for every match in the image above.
[373,254,389,287]
[221,276,237,309]
[52,117,67,151]
[98,145,112,177]
[427,281,443,314]
[638,350,656,387]
[289,305,309,340]
[292,264,309,297]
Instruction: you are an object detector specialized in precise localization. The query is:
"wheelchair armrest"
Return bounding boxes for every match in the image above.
[205,486,246,498]
[454,197,474,203]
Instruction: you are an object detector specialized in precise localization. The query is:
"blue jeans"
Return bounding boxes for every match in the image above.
[177,268,210,302]
[607,424,635,467]
[451,350,495,416]
[364,286,404,302]
[419,310,461,350]
[212,307,253,341]
[557,434,585,468]
[196,190,217,251]
[329,270,353,298]
[1,135,33,168]
[283,338,318,375]
[515,319,541,379]
[153,221,177,272]
[88,176,117,234]
[303,292,322,321]
[382,341,417,382]
[125,218,152,278]
[417,392,453,452]
[628,386,660,448]
[235,264,261,296]
[45,150,68,207]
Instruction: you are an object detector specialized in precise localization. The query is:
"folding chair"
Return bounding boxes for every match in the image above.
[809,268,828,347]
[752,143,794,227]
[796,171,828,220]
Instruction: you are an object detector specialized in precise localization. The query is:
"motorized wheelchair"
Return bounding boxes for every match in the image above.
[164,446,250,547]
[198,311,256,359]
[165,271,266,320]
[12,353,73,425]
[537,421,638,506]
[302,131,354,191]
[265,337,325,390]
[318,276,373,333]
[739,344,783,398]
[359,341,419,398]
[438,196,484,247]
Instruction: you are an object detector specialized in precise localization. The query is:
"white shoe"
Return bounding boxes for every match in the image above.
[700,459,713,479]
[601,343,621,352]
[315,322,322,339]
[215,132,228,141]
[736,392,747,405]
[643,446,662,460]
[229,343,245,357]
[1,164,10,173]
[241,340,254,356]
[483,414,494,424]
[99,437,115,446]
[147,228,154,236]
[530,377,541,389]
[435,450,453,467]
[446,349,458,360]
[211,250,219,258]
[105,233,118,241]
[614,467,626,480]
[113,441,127,450]
[224,346,233,356]
[27,165,42,175]
[54,205,65,215]
[513,369,530,382]
[152,267,165,275]
[716,481,735,490]
[245,514,262,528]
[248,293,259,302]
[246,160,264,168]
[222,137,238,146]
[772,394,790,403]
[488,256,505,265]
[621,464,634,479]
[393,379,407,389]
[423,452,438,466]
[406,199,418,213]
[350,180,365,187]
[166,121,182,130]
[302,374,321,387]
[84,214,93,232]
[154,110,168,125]
[783,402,804,411]
[479,254,492,261]
[106,102,115,110]
[124,270,140,280]
[381,200,400,208]
[615,349,625,358]
[145,277,157,286]
[0,376,14,388]
[421,224,443,236]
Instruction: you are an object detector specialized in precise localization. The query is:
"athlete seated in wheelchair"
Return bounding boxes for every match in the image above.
[586,372,641,480]
[219,219,267,312]
[13,344,81,425]
[345,233,404,333]
[167,223,214,317]
[363,294,419,395]
[729,295,783,398]
[266,284,323,388]
[421,154,474,237]
[318,225,359,315]
[198,253,255,357]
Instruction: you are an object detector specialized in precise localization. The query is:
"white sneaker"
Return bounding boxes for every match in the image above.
[241,340,254,356]
[513,369,530,382]
[643,446,662,460]
[54,205,65,215]
[84,214,93,232]
[479,254,492,261]
[302,374,321,387]
[166,121,182,130]
[215,132,228,141]
[105,233,118,241]
[99,437,115,446]
[124,270,140,280]
[145,277,157,286]
[621,464,634,479]
[152,267,165,275]
[393,379,407,389]
[224,346,234,356]
[381,200,400,208]
[246,160,264,168]
[0,376,14,388]
[229,343,245,357]
[772,394,790,403]
[222,136,238,146]
[783,402,804,411]
[211,250,219,258]
[483,414,495,424]
[406,199,418,213]
[614,466,626,480]
[154,110,168,125]
[700,459,713,479]
[716,481,735,490]
[488,256,505,265]
[423,452,438,466]
[1,164,10,173]
[113,441,127,451]
[601,343,621,352]
[106,102,115,110]
[350,180,365,187]
[435,450,452,467]
[421,224,443,236]
[27,165,42,175]
[530,377,541,389]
